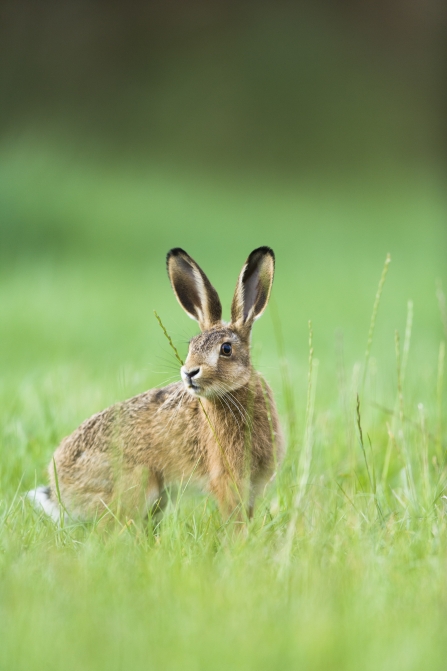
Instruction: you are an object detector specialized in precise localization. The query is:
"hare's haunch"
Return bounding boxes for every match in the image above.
[28,247,284,522]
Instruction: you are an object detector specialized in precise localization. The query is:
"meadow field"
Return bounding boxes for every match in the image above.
[1,141,447,670]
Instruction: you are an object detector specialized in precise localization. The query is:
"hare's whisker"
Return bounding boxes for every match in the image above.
[216,384,254,432]
[214,383,248,433]
[163,390,186,436]
[215,389,242,432]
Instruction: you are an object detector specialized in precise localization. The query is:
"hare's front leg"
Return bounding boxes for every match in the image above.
[145,471,168,519]
[248,473,272,519]
[209,471,247,523]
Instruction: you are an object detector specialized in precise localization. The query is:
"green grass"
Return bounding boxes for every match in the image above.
[1,142,447,669]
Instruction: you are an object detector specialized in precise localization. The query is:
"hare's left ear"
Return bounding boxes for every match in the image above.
[231,247,275,332]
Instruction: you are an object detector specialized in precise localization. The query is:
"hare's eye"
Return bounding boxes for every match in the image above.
[220,342,232,356]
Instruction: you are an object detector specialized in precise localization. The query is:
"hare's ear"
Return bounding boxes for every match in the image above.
[231,247,275,331]
[167,248,222,330]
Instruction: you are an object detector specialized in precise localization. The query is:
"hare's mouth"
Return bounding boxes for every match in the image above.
[185,381,201,396]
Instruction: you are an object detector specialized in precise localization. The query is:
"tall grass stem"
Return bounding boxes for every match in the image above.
[281,321,317,570]
[436,281,447,339]
[270,298,297,449]
[436,340,445,461]
[362,253,391,393]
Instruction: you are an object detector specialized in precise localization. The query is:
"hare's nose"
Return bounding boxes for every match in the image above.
[181,366,201,383]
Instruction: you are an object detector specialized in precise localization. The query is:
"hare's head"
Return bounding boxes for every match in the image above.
[167,247,275,399]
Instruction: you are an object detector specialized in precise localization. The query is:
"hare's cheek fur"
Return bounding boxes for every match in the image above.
[215,359,252,392]
[182,350,251,398]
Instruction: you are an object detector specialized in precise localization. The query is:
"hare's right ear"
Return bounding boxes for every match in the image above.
[231,247,275,333]
[167,248,222,331]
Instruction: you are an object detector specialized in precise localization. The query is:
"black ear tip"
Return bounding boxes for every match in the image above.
[166,248,189,270]
[249,246,275,262]
[167,247,186,260]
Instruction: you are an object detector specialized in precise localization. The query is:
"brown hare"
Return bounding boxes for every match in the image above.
[28,247,283,523]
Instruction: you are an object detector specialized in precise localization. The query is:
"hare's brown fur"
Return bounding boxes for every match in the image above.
[29,247,284,522]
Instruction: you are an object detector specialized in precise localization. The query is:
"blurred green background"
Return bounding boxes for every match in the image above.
[1,0,446,414]
[2,5,447,671]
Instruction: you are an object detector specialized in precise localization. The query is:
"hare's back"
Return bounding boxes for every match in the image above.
[53,382,185,467]
[49,383,189,515]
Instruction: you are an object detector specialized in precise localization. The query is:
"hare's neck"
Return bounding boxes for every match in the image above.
[200,380,257,440]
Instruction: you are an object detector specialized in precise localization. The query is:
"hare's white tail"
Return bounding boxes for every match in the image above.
[27,486,61,522]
